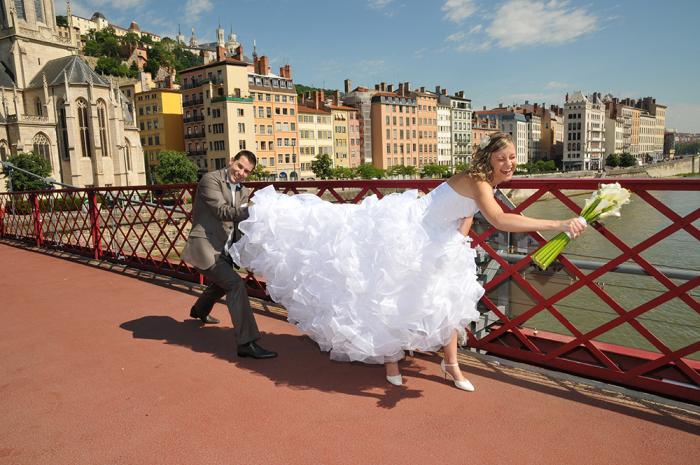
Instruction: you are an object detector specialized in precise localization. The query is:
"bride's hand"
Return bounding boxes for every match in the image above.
[560,217,587,239]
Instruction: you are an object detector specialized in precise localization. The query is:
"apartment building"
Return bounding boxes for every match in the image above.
[413,87,438,167]
[436,96,452,166]
[135,88,184,178]
[328,103,359,169]
[474,108,529,165]
[471,117,499,158]
[248,56,298,179]
[298,104,333,179]
[562,91,605,171]
[180,55,255,173]
[370,89,418,170]
[447,91,472,166]
[342,80,376,164]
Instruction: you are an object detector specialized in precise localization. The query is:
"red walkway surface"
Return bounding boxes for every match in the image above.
[1,242,698,465]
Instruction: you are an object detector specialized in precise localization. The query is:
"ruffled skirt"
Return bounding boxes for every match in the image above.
[230,186,484,364]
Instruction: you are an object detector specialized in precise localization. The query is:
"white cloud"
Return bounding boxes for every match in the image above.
[442,0,477,23]
[446,31,466,42]
[469,24,482,34]
[455,40,492,53]
[369,0,394,10]
[486,0,598,49]
[546,81,571,89]
[185,0,214,22]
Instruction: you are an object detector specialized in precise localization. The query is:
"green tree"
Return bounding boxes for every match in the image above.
[675,141,700,155]
[4,152,52,191]
[247,164,271,181]
[355,163,385,179]
[619,152,637,167]
[331,166,355,179]
[311,153,333,179]
[454,163,470,173]
[95,56,132,77]
[421,163,449,178]
[605,153,620,167]
[154,151,198,184]
[387,164,418,178]
[128,61,139,78]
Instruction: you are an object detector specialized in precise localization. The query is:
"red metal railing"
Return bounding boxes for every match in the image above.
[1,178,698,403]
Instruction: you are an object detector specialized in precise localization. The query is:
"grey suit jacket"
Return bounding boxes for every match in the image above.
[182,168,252,270]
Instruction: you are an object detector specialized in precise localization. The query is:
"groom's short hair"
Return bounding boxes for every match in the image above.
[233,150,257,168]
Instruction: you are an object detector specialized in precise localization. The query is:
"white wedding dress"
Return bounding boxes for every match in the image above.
[229,182,485,364]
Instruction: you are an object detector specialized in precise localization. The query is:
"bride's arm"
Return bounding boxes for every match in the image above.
[472,181,586,236]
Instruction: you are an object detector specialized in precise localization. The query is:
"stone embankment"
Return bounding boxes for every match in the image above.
[503,155,698,203]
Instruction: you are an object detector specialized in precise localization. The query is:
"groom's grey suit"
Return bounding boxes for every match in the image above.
[182,168,260,345]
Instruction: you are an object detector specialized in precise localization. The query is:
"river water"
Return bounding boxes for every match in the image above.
[498,185,700,359]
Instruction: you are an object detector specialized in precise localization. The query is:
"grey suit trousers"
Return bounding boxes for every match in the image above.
[191,253,261,346]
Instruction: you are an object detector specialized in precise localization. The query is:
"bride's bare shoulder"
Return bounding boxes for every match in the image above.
[448,173,491,197]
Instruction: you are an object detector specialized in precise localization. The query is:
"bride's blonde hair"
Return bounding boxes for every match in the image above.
[464,132,513,182]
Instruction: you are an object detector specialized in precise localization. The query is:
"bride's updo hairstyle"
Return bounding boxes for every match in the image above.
[464,132,513,182]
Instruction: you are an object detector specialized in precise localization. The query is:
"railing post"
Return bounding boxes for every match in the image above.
[88,190,102,259]
[31,193,43,247]
[0,199,5,237]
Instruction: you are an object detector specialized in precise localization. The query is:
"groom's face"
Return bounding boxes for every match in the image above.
[228,155,254,184]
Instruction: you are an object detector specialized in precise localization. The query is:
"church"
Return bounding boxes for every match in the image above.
[0,0,146,188]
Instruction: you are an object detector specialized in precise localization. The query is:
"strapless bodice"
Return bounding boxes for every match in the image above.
[420,182,480,228]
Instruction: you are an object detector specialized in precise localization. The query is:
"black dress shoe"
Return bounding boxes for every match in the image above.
[237,341,278,359]
[190,308,220,324]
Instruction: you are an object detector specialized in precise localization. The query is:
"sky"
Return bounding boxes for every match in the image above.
[57,0,700,132]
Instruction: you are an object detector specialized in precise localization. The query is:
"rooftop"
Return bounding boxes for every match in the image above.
[1,242,698,464]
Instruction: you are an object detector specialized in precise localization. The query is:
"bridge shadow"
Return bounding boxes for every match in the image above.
[119,315,423,409]
[455,354,700,434]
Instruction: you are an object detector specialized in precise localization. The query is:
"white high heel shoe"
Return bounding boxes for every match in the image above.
[440,360,475,392]
[386,374,403,386]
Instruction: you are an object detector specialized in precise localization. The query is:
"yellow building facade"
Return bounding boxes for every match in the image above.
[135,89,184,178]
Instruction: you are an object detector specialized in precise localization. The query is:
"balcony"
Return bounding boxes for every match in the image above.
[184,132,205,140]
[183,115,205,123]
[182,98,205,108]
[210,95,254,104]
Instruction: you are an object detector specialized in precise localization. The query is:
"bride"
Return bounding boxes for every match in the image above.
[229,132,586,391]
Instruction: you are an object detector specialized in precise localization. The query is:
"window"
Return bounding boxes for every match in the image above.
[237,108,244,117]
[97,101,110,157]
[14,0,26,20]
[123,140,132,171]
[239,140,246,150]
[77,99,92,157]
[57,100,69,161]
[32,133,50,165]
[238,123,245,133]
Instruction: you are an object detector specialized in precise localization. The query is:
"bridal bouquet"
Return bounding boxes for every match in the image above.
[531,183,631,270]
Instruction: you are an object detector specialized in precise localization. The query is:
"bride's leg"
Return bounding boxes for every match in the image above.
[385,361,400,377]
[442,330,466,381]
[385,358,403,386]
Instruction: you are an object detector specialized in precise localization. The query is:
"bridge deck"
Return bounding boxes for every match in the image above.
[0,243,698,465]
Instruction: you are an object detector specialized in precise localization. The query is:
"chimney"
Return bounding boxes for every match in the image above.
[435,85,441,95]
[314,91,320,110]
[235,44,244,61]
[498,103,503,108]
[404,82,411,92]
[380,82,386,91]
[344,79,352,94]
[375,84,380,91]
[419,86,425,93]
[442,88,447,95]
[216,45,225,61]
[334,90,340,105]
[259,55,270,75]
[387,84,394,92]
[398,83,405,95]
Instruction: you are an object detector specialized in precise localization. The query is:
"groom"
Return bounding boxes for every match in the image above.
[182,150,277,359]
